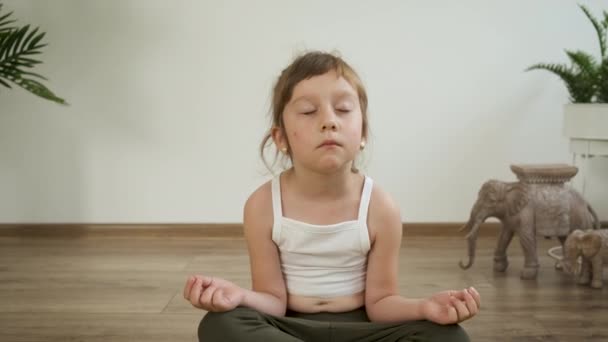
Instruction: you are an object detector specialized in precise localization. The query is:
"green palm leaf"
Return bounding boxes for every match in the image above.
[527,5,608,103]
[0,4,16,36]
[526,63,595,103]
[565,50,598,76]
[580,4,607,58]
[598,58,608,102]
[0,3,67,105]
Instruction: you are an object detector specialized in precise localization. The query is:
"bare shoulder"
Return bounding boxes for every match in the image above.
[367,181,403,243]
[243,180,273,237]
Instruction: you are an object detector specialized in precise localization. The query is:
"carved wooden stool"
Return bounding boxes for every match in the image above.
[510,164,578,240]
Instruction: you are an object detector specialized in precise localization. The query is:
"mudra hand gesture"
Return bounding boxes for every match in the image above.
[184,275,245,312]
[421,287,481,325]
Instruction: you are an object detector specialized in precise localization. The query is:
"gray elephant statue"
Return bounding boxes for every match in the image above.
[562,229,608,289]
[459,178,600,279]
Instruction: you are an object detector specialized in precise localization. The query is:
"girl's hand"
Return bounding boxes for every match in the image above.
[421,287,481,325]
[183,275,245,312]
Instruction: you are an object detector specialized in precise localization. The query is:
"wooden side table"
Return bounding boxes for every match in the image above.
[510,164,578,184]
[510,163,578,238]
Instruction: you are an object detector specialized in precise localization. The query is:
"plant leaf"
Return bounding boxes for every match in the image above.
[0,29,19,59]
[597,58,608,102]
[565,50,599,76]
[13,57,43,66]
[16,70,47,80]
[11,75,67,105]
[0,10,68,105]
[0,76,11,88]
[580,4,607,58]
[12,25,29,57]
[0,7,17,35]
[526,63,595,103]
[0,26,47,72]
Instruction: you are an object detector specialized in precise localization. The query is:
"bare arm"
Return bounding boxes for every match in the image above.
[183,183,287,316]
[364,187,426,322]
[241,183,287,316]
[364,187,481,324]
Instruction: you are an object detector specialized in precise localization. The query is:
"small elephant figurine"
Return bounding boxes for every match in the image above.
[459,178,600,280]
[562,229,608,289]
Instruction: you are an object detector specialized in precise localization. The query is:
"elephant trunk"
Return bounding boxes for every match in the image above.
[563,230,584,275]
[459,214,484,269]
[563,247,580,275]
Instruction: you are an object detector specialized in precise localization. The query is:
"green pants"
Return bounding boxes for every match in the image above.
[198,306,470,342]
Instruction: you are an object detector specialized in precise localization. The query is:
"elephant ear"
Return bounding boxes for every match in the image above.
[581,233,602,257]
[563,230,585,274]
[479,180,500,202]
[565,230,585,255]
[505,183,529,217]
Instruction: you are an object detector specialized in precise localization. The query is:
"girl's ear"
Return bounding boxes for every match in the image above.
[359,132,367,150]
[271,126,288,153]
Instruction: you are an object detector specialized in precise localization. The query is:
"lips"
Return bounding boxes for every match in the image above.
[318,139,341,148]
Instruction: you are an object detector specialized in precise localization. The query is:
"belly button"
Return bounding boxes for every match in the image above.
[318,300,328,305]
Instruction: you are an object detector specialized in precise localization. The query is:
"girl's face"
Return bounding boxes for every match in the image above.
[275,69,364,174]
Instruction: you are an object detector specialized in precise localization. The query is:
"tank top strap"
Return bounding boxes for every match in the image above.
[271,174,283,243]
[357,176,373,252]
[357,176,373,222]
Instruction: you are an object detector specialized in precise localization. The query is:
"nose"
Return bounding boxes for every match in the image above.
[320,108,338,132]
[322,121,337,131]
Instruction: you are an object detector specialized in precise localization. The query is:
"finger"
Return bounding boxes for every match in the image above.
[444,304,458,325]
[450,296,471,322]
[188,278,204,308]
[183,276,196,300]
[199,275,214,288]
[200,285,219,311]
[464,289,478,316]
[445,290,459,298]
[448,289,467,301]
[468,287,481,309]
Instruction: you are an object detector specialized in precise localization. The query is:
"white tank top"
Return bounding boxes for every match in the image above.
[271,174,373,298]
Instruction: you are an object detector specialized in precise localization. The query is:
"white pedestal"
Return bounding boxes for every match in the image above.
[569,138,608,195]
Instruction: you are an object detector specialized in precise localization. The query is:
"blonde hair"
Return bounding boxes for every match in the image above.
[260,51,369,172]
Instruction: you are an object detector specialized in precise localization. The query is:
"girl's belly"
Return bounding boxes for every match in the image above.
[287,291,364,313]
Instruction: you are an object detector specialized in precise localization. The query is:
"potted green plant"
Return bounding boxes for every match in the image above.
[526,4,607,141]
[0,2,66,104]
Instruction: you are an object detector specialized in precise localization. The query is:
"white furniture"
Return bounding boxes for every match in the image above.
[570,138,608,196]
[563,104,608,196]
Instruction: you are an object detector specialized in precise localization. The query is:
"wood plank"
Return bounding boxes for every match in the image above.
[0,313,201,342]
[1,231,607,341]
[1,221,606,238]
[0,222,505,237]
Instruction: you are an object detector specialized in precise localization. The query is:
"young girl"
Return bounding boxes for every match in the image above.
[184,51,480,342]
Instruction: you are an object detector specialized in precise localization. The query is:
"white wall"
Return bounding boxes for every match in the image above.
[1,0,606,223]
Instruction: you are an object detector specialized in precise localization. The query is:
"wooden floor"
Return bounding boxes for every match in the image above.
[0,231,606,342]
